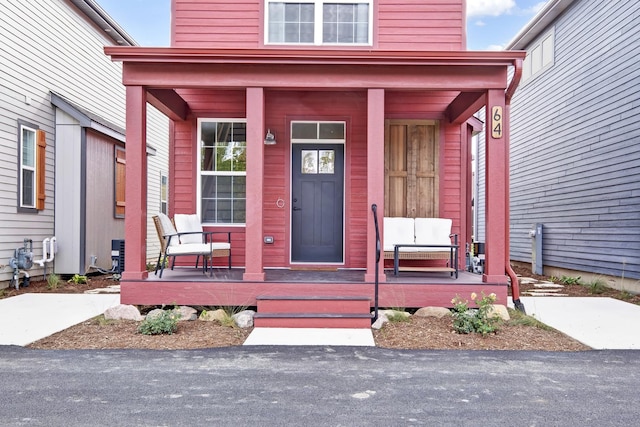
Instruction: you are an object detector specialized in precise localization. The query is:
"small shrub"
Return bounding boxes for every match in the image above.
[386,310,411,323]
[618,291,634,301]
[584,278,607,295]
[137,310,180,335]
[68,274,88,285]
[556,275,582,286]
[451,292,500,335]
[46,273,60,290]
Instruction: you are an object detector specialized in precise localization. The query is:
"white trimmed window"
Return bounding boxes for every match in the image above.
[198,119,247,225]
[19,124,37,209]
[266,0,372,45]
[522,28,555,83]
[160,172,168,215]
[18,122,45,210]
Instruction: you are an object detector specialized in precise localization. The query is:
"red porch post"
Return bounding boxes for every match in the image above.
[483,89,508,283]
[243,87,266,281]
[122,85,148,281]
[365,88,386,283]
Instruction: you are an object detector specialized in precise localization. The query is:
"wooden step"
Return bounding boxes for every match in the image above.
[255,295,372,328]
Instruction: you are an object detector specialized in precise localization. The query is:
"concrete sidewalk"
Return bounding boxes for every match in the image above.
[510,296,640,350]
[0,293,120,346]
[1,292,640,349]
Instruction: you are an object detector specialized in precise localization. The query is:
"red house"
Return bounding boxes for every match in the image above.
[106,0,525,324]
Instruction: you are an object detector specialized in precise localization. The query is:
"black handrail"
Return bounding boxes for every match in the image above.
[371,204,380,323]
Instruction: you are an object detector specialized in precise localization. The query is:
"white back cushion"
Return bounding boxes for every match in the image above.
[157,212,179,247]
[174,214,204,244]
[414,218,452,246]
[383,217,415,251]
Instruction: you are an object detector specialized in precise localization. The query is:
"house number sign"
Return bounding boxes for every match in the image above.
[491,106,503,139]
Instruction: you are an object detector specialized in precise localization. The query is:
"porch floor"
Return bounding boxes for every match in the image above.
[147,267,483,285]
[122,267,503,309]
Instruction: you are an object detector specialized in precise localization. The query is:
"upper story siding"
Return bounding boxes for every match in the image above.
[508,0,640,280]
[172,0,465,50]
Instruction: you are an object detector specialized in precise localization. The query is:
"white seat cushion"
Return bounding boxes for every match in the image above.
[211,242,231,250]
[166,243,212,256]
[383,217,415,252]
[174,214,204,244]
[414,218,453,247]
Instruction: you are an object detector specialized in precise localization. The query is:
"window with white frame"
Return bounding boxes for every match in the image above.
[266,0,372,45]
[19,124,37,209]
[198,119,247,224]
[522,28,555,83]
[160,172,168,215]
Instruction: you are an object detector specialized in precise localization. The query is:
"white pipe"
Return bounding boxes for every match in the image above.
[33,238,50,267]
[46,237,56,262]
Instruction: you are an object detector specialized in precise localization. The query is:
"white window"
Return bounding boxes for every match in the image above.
[160,172,168,215]
[197,119,247,225]
[266,0,372,45]
[522,28,555,83]
[19,124,37,209]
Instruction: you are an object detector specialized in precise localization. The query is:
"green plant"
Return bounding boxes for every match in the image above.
[67,274,88,284]
[46,273,60,290]
[386,309,411,323]
[507,308,552,330]
[555,275,582,286]
[137,310,180,335]
[618,291,634,301]
[451,292,500,335]
[584,278,607,295]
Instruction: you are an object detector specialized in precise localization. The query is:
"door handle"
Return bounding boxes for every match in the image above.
[292,207,302,211]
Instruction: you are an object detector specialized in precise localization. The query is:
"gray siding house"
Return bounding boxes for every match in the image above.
[0,0,169,288]
[495,0,639,285]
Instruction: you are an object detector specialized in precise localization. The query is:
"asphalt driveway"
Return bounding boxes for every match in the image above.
[0,346,638,426]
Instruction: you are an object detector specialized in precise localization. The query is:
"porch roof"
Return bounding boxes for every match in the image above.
[106,47,525,123]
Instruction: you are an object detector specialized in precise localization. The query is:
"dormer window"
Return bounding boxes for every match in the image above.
[266,1,372,46]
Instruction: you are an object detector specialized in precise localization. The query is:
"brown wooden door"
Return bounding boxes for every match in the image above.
[384,120,439,218]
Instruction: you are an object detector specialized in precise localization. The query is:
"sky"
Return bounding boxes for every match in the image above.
[98,0,548,51]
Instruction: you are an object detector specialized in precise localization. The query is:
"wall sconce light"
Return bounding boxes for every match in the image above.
[264,129,277,145]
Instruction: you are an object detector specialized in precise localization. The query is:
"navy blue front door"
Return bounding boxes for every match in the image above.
[291,144,344,263]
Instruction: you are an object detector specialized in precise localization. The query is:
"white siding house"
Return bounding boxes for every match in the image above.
[487,0,639,286]
[0,0,169,287]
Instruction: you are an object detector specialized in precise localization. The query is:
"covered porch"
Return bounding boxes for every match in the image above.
[121,267,502,309]
[105,47,525,310]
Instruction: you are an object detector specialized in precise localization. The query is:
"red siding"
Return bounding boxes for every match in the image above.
[172,0,465,51]
[173,0,261,48]
[377,0,465,50]
[169,88,467,270]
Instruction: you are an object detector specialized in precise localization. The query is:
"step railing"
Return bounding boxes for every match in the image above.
[371,204,381,323]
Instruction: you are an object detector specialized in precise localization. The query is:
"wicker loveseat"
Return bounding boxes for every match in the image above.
[383,217,458,278]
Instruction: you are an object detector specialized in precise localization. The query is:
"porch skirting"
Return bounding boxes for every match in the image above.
[119,269,507,309]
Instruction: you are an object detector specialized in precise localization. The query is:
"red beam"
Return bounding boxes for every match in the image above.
[147,89,189,121]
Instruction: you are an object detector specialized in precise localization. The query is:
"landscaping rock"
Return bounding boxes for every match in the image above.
[232,310,255,328]
[145,308,166,320]
[488,304,510,321]
[414,306,451,318]
[199,308,227,322]
[176,306,197,321]
[103,304,143,321]
[371,313,389,330]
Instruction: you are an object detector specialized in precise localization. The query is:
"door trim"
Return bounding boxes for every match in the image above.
[289,122,346,265]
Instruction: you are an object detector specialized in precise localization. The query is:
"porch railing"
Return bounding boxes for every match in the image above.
[371,204,380,323]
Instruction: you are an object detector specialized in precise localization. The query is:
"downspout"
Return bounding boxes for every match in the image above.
[505,58,526,313]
